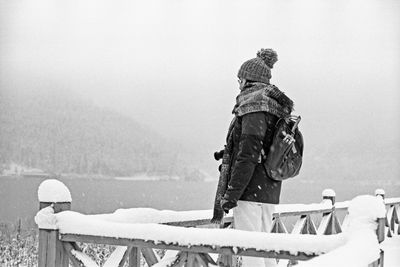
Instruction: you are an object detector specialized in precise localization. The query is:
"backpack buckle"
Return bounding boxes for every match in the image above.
[259,148,267,163]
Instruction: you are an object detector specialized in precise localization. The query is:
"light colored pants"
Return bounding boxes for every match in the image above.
[233,200,277,267]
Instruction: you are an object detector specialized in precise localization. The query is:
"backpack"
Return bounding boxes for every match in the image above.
[263,115,304,181]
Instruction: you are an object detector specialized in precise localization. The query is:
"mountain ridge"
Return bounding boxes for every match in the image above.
[0,88,197,178]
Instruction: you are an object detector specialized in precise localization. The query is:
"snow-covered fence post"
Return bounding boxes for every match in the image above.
[376,188,400,238]
[36,179,72,267]
[317,189,341,235]
[322,188,335,206]
[375,189,386,242]
[375,189,385,200]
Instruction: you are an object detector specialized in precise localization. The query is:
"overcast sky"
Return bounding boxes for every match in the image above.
[1,0,399,162]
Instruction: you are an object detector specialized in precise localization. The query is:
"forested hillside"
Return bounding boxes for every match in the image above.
[0,89,191,177]
[1,88,398,182]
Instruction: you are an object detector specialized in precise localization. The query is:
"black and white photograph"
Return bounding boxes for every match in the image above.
[0,0,399,266]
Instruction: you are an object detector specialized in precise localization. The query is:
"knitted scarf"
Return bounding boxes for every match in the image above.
[233,82,293,117]
[211,82,293,223]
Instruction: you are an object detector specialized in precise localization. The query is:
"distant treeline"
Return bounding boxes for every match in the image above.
[0,90,196,178]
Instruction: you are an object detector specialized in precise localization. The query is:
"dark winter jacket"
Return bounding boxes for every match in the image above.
[223,111,282,205]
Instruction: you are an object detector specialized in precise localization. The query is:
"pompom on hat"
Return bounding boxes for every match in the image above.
[238,48,278,84]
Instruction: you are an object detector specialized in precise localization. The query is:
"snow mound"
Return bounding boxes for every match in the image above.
[55,210,344,256]
[375,188,385,196]
[346,195,386,233]
[38,179,72,202]
[298,195,386,267]
[34,205,57,229]
[322,189,335,198]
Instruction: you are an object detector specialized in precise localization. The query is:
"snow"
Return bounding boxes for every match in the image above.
[1,163,46,176]
[346,195,386,234]
[297,229,380,267]
[114,175,179,181]
[385,197,400,205]
[103,246,127,267]
[382,236,400,267]
[37,179,72,202]
[71,250,98,267]
[334,200,350,209]
[375,188,385,196]
[34,205,57,229]
[55,210,344,256]
[34,194,384,260]
[34,181,399,266]
[88,208,213,224]
[275,201,332,214]
[322,189,335,198]
[298,195,387,267]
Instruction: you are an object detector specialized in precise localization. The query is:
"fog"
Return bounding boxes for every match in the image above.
[1,0,399,176]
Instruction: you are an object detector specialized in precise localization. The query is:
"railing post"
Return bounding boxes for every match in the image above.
[37,179,72,267]
[322,188,336,207]
[373,189,386,267]
[375,189,385,200]
[375,189,387,242]
[376,217,386,243]
[318,189,341,235]
[375,188,395,239]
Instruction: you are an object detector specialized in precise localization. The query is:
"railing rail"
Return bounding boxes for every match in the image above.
[35,180,398,267]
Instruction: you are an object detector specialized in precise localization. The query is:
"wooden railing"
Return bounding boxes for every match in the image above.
[36,181,399,267]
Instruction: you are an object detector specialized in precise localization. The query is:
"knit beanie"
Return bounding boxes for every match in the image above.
[237,48,278,84]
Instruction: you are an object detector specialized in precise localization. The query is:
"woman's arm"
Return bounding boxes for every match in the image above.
[221,112,267,211]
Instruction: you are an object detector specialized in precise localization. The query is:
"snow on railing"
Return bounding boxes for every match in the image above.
[34,180,399,267]
[297,195,387,267]
[374,189,400,238]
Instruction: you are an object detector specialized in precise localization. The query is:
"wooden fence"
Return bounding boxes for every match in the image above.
[36,185,399,267]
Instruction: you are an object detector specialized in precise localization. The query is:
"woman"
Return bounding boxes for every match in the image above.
[215,48,294,267]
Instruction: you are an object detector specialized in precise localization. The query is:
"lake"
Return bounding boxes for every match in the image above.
[1,176,399,230]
